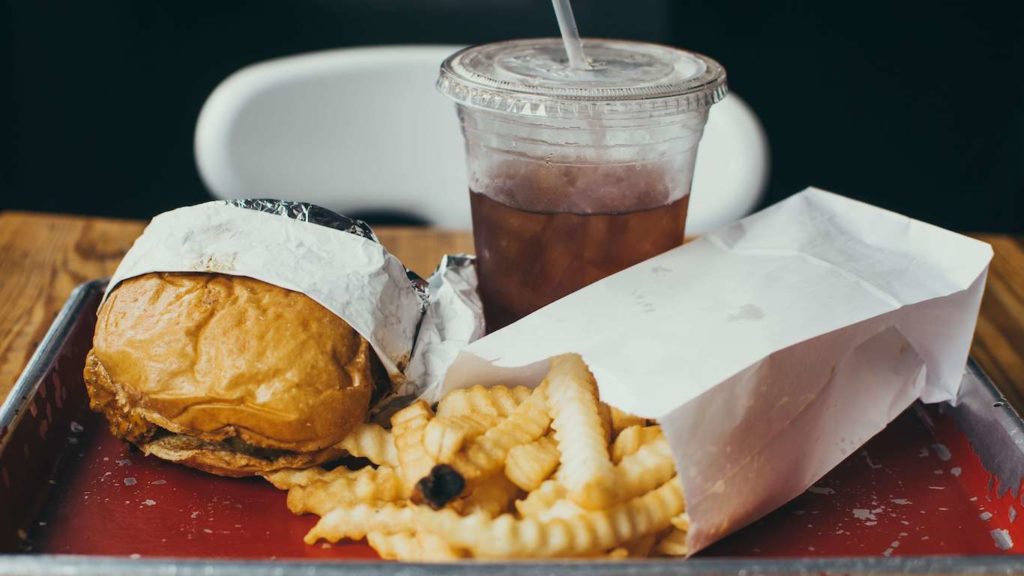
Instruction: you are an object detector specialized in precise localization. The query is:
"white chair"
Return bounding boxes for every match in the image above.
[195,45,769,234]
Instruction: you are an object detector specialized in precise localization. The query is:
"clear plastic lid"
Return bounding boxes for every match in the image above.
[438,38,727,120]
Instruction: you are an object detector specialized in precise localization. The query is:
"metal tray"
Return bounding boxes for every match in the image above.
[1,279,1023,574]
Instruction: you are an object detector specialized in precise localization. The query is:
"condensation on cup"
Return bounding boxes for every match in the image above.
[438,39,727,331]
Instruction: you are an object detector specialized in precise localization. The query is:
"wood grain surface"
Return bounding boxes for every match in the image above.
[0,212,1020,414]
[971,233,1024,409]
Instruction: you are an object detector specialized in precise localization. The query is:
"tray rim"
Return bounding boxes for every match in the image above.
[1,278,1022,575]
[2,554,1024,576]
[0,279,104,455]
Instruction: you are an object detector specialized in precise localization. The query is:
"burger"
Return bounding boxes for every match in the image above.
[83,272,385,477]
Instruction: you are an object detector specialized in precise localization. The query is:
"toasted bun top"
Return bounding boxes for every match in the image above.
[91,273,374,453]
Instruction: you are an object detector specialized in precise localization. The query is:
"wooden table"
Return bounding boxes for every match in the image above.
[1,211,1021,411]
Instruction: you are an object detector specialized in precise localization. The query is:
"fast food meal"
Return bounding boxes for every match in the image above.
[83,272,387,477]
[265,354,688,560]
[72,187,990,561]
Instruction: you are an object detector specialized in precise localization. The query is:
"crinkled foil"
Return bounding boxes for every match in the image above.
[226,198,380,242]
[226,199,429,309]
[368,252,481,421]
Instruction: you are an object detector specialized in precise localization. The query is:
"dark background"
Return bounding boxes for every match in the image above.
[2,0,1022,231]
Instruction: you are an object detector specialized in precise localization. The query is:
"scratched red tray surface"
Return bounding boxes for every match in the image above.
[2,280,1023,573]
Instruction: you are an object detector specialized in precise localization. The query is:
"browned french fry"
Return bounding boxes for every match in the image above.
[620,532,659,557]
[517,434,675,517]
[305,504,415,543]
[514,479,566,518]
[546,354,615,509]
[609,406,646,436]
[453,383,550,481]
[598,401,610,440]
[305,477,685,558]
[452,473,520,517]
[533,498,586,523]
[367,531,420,561]
[423,413,501,463]
[504,435,560,491]
[609,436,676,503]
[391,401,436,493]
[285,466,404,515]
[418,382,551,507]
[276,353,690,562]
[606,548,629,559]
[670,513,691,532]
[415,532,466,561]
[655,526,689,556]
[610,425,663,464]
[422,418,464,464]
[598,402,613,443]
[435,385,532,419]
[367,531,465,561]
[338,423,398,468]
[262,467,334,490]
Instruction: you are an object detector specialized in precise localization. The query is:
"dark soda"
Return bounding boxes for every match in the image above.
[471,190,689,331]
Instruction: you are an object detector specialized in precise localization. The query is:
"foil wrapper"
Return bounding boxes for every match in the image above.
[102,199,481,402]
[227,198,381,242]
[407,254,485,392]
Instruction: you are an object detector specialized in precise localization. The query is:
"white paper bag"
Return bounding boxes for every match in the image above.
[438,187,993,553]
[103,201,482,398]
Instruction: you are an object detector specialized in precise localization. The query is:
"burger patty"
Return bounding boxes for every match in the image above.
[144,430,295,461]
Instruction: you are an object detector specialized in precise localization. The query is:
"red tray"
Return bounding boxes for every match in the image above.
[2,280,1023,574]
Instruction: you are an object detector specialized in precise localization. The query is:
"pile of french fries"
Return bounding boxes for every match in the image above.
[263,354,689,560]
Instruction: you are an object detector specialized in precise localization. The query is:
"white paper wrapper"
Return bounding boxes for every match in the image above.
[438,187,993,554]
[103,201,481,398]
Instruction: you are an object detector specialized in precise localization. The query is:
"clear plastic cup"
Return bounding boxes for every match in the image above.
[438,38,727,331]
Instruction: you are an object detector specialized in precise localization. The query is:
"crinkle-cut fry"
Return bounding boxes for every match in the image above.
[607,547,629,559]
[443,381,551,488]
[611,425,663,464]
[435,385,532,419]
[415,532,466,561]
[505,435,560,491]
[514,479,566,518]
[546,354,615,509]
[367,531,421,561]
[264,463,391,490]
[423,413,501,463]
[616,532,659,558]
[367,531,464,561]
[610,406,646,436]
[286,466,404,516]
[598,402,613,443]
[670,513,691,532]
[338,423,398,468]
[391,401,435,493]
[305,477,685,558]
[655,526,689,556]
[515,436,676,517]
[610,436,677,503]
[422,418,463,464]
[534,498,586,523]
[452,474,520,517]
[306,505,414,543]
[262,467,333,490]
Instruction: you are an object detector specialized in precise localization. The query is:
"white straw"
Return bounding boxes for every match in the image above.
[551,0,589,70]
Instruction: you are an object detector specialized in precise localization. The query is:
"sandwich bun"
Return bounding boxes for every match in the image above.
[83,272,379,476]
